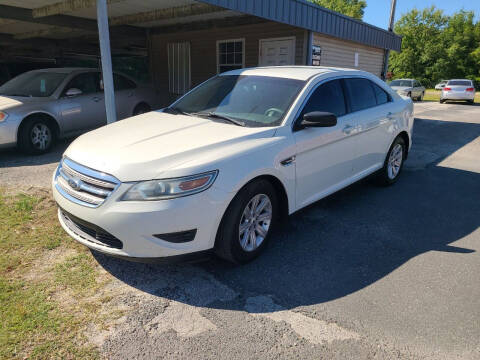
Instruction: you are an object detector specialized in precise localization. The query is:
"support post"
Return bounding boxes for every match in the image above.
[382,0,397,80]
[96,0,116,123]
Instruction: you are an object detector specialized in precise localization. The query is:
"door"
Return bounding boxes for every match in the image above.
[259,37,295,66]
[58,72,106,133]
[113,73,137,119]
[343,78,395,176]
[293,79,357,209]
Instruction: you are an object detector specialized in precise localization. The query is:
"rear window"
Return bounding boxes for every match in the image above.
[390,80,412,87]
[447,80,472,86]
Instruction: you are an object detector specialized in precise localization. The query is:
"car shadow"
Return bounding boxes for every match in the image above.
[0,139,70,168]
[93,118,480,312]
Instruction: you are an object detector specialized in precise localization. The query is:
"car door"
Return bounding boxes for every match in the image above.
[58,72,106,133]
[343,78,396,176]
[293,78,357,209]
[113,73,137,119]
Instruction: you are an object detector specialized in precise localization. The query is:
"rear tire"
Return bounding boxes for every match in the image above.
[440,99,445,104]
[133,103,151,116]
[215,179,278,264]
[18,116,56,155]
[468,100,474,105]
[376,136,406,186]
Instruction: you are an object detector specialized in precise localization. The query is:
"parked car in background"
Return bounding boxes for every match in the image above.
[389,79,425,101]
[52,66,414,264]
[435,80,448,90]
[440,79,476,104]
[0,68,158,154]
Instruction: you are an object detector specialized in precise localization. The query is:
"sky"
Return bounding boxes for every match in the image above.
[363,0,480,29]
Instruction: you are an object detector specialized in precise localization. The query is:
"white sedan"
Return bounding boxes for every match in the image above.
[440,79,476,104]
[52,67,414,264]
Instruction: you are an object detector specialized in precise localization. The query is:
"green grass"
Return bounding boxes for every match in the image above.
[422,89,480,102]
[0,188,102,359]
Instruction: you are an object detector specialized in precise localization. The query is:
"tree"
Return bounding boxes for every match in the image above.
[308,0,366,20]
[389,7,480,87]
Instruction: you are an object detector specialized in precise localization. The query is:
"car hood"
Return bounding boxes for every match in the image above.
[65,111,277,182]
[0,95,47,112]
[390,86,412,92]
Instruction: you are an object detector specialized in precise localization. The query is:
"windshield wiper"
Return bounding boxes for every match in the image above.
[163,106,190,115]
[194,112,246,127]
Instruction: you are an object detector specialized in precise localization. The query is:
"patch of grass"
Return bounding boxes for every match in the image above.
[422,89,480,102]
[55,253,98,293]
[0,188,103,359]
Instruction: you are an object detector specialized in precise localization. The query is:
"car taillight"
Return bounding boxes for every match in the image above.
[443,87,451,91]
[466,87,474,92]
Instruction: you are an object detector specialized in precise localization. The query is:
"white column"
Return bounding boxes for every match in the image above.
[96,0,117,123]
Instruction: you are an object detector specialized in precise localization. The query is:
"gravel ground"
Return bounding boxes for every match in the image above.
[1,102,479,359]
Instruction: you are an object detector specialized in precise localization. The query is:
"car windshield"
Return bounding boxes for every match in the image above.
[170,75,305,127]
[447,80,471,86]
[0,71,67,97]
[390,80,413,87]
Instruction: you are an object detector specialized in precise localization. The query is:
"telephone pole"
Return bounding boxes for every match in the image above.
[382,0,397,80]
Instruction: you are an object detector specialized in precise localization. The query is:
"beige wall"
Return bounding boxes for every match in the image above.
[313,33,385,77]
[149,21,306,105]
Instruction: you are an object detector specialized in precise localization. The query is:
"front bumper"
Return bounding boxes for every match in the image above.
[53,177,232,259]
[0,118,19,148]
[441,91,475,100]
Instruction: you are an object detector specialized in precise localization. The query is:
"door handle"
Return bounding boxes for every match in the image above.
[343,125,354,135]
[387,112,394,120]
[92,96,102,102]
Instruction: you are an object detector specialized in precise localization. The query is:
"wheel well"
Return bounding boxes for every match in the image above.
[133,102,151,113]
[397,131,410,159]
[18,113,60,140]
[213,174,290,249]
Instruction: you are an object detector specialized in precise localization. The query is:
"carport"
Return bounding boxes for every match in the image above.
[0,0,402,124]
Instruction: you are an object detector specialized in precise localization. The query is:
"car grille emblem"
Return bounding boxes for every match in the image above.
[68,177,83,190]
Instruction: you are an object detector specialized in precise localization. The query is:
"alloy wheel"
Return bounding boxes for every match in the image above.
[238,193,272,252]
[30,123,52,150]
[387,143,403,180]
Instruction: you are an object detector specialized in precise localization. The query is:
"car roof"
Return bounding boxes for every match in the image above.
[448,79,472,82]
[392,79,414,81]
[219,66,366,81]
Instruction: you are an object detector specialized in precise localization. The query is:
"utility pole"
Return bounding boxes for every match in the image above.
[382,0,397,80]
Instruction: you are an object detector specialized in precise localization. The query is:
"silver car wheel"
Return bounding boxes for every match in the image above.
[387,143,403,180]
[239,193,272,252]
[30,123,52,150]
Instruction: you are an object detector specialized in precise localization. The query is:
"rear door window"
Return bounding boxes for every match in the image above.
[64,72,100,95]
[344,78,377,112]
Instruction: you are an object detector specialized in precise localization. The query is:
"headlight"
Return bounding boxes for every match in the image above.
[0,111,8,122]
[121,170,218,201]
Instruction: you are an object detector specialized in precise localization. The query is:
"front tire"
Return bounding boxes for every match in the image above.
[18,117,55,155]
[376,136,406,186]
[215,179,278,264]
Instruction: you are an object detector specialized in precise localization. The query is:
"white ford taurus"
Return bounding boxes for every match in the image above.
[53,67,414,264]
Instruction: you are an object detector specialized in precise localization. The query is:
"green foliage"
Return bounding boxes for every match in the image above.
[308,0,366,19]
[390,7,480,88]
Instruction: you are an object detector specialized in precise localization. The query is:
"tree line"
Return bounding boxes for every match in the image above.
[389,7,480,88]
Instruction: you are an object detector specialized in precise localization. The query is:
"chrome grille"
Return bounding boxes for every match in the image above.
[54,158,120,208]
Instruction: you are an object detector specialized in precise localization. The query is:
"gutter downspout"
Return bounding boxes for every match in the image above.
[306,30,313,65]
[96,0,117,123]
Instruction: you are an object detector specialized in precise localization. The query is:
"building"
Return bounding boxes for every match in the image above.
[0,0,401,113]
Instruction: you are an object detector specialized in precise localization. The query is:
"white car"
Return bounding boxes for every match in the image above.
[435,80,448,90]
[440,79,476,104]
[52,67,414,264]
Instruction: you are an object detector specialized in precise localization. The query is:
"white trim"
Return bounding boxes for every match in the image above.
[258,36,296,66]
[216,38,245,74]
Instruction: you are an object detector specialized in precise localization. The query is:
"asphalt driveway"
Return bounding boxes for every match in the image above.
[1,101,479,359]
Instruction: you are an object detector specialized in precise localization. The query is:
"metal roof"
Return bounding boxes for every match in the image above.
[198,0,402,51]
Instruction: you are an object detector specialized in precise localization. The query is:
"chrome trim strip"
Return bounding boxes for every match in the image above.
[63,157,119,185]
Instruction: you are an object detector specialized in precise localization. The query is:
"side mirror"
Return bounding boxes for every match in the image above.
[298,111,337,129]
[65,88,82,97]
